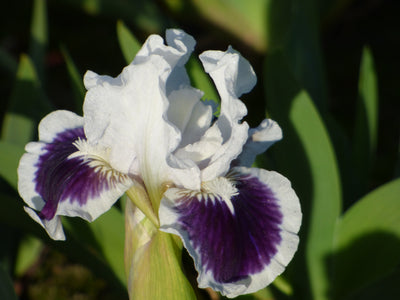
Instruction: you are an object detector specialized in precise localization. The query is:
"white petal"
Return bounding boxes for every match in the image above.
[179,100,213,147]
[197,47,256,180]
[236,119,283,167]
[18,111,133,240]
[24,207,65,240]
[83,30,201,197]
[167,87,203,133]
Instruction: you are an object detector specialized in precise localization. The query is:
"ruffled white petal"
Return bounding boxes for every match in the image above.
[236,119,283,167]
[83,29,202,195]
[196,47,256,181]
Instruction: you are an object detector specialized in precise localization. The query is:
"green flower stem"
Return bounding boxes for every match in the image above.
[126,184,160,227]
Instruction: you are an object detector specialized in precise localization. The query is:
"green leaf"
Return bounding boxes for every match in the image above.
[61,46,85,114]
[352,47,378,189]
[29,0,48,82]
[282,0,328,112]
[89,207,126,286]
[187,57,219,104]
[14,235,43,276]
[62,206,126,287]
[0,266,17,300]
[188,0,267,52]
[116,20,142,64]
[1,54,50,146]
[290,91,341,300]
[332,178,400,299]
[264,52,342,300]
[0,141,25,190]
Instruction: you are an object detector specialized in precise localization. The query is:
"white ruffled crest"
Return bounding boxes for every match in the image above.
[83,30,202,196]
[188,47,257,181]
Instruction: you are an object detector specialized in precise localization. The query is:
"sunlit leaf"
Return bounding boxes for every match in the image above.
[14,235,43,276]
[116,20,142,64]
[264,52,342,300]
[0,141,25,190]
[352,46,378,190]
[187,57,219,104]
[332,178,400,299]
[188,0,267,51]
[290,91,341,300]
[1,54,48,146]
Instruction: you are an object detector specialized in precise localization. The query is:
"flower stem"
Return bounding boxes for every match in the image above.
[126,184,160,227]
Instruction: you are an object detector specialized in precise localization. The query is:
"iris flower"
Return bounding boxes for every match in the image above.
[18,29,301,298]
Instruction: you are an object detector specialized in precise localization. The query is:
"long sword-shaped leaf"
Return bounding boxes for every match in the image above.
[1,55,47,146]
[0,141,25,190]
[264,52,341,300]
[116,20,142,64]
[332,178,400,299]
[282,0,328,112]
[61,46,85,114]
[352,47,378,191]
[29,0,48,82]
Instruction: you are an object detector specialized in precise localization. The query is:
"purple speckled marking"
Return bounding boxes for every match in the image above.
[175,174,283,283]
[35,127,114,220]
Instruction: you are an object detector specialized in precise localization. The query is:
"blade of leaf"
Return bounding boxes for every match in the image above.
[282,0,328,112]
[264,52,342,300]
[89,207,126,286]
[116,20,142,64]
[0,141,25,190]
[188,0,267,52]
[14,235,43,276]
[290,91,342,300]
[0,48,18,75]
[1,54,49,146]
[187,57,219,104]
[29,0,48,82]
[0,265,17,300]
[352,46,378,191]
[332,178,400,299]
[61,46,85,114]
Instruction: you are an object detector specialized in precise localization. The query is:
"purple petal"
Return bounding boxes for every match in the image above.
[18,111,132,240]
[159,167,301,297]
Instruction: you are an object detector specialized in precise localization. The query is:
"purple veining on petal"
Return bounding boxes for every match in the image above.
[34,127,118,220]
[174,173,283,284]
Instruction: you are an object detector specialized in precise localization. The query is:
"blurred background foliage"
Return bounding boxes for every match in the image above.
[0,0,399,299]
